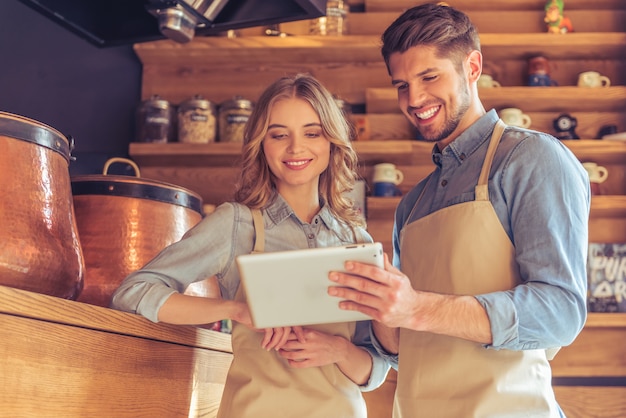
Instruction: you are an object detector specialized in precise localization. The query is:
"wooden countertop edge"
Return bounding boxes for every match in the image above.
[0,285,232,353]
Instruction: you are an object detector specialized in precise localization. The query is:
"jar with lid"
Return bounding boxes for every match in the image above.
[178,95,217,144]
[218,96,254,143]
[135,95,176,143]
[310,0,349,36]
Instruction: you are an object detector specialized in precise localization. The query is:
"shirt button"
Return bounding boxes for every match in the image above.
[308,234,315,239]
[441,179,448,187]
[315,218,319,224]
[459,153,466,160]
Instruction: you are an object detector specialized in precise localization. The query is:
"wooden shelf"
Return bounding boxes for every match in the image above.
[367,87,626,113]
[129,142,244,167]
[134,33,626,67]
[365,195,626,220]
[563,139,626,164]
[129,140,424,167]
[134,36,383,66]
[586,312,626,328]
[364,0,626,12]
[590,196,626,218]
[130,139,626,167]
[347,10,626,35]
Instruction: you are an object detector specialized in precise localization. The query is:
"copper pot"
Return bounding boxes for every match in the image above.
[0,111,84,299]
[71,158,206,308]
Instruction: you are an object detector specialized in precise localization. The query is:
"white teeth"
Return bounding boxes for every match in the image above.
[416,107,438,119]
[285,160,308,166]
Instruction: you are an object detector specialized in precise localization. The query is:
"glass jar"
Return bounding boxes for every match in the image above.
[177,95,217,143]
[218,96,254,143]
[135,95,175,143]
[310,0,349,36]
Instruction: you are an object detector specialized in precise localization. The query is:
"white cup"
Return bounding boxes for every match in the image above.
[499,108,532,128]
[578,71,611,88]
[373,163,404,185]
[478,74,501,89]
[582,162,608,184]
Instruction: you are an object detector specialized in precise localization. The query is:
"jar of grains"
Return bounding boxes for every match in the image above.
[178,95,217,143]
[218,96,254,143]
[135,95,176,143]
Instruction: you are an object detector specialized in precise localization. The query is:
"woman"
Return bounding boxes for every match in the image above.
[111,74,389,417]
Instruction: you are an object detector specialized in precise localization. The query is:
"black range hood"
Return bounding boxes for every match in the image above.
[18,0,327,47]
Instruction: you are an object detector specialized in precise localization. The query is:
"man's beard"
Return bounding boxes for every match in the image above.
[414,83,471,143]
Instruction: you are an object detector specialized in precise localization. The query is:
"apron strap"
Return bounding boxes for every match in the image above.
[475,119,507,201]
[251,208,265,253]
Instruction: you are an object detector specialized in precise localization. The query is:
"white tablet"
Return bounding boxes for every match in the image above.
[236,242,384,328]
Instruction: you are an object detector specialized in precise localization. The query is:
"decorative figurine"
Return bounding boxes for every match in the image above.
[553,113,580,140]
[527,56,558,86]
[545,0,573,34]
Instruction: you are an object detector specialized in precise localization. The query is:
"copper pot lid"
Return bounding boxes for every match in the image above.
[0,111,73,163]
[71,158,203,214]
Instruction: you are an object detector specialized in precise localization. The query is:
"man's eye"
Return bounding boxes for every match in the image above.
[396,84,408,91]
[424,75,438,82]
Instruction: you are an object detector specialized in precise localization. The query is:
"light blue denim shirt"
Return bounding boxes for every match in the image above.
[375,109,590,366]
[111,193,390,391]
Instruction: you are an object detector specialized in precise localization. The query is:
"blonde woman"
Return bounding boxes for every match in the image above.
[112,74,389,417]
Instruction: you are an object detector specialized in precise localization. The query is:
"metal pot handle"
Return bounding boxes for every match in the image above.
[102,157,141,178]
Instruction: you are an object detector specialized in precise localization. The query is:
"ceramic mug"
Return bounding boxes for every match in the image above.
[373,163,404,185]
[582,162,608,195]
[578,71,611,88]
[373,182,402,197]
[478,74,501,88]
[499,108,532,128]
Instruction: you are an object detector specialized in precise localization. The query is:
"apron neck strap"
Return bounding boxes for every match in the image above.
[475,119,507,201]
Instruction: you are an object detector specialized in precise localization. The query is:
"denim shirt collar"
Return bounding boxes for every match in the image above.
[432,109,499,167]
[263,191,354,242]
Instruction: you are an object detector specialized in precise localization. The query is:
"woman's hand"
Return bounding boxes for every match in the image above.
[276,328,374,385]
[277,328,349,368]
[260,326,306,351]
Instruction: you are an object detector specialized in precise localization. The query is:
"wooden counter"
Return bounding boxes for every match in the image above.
[0,285,233,418]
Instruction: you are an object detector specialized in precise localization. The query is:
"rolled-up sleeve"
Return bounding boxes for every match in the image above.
[476,135,590,351]
[352,321,392,391]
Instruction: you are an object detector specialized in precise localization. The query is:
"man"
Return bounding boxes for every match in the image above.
[328,3,590,417]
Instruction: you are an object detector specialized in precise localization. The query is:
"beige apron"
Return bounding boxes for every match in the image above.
[394,121,561,417]
[217,209,368,418]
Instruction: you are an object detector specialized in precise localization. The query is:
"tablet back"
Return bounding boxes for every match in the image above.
[236,242,384,328]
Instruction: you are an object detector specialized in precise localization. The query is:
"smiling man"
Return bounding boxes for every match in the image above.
[328,3,591,417]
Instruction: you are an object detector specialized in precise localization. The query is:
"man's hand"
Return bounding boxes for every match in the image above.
[328,253,419,330]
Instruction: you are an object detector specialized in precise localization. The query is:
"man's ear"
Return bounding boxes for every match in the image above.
[466,50,483,83]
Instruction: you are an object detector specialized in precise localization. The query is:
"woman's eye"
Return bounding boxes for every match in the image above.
[269,132,287,140]
[305,131,322,138]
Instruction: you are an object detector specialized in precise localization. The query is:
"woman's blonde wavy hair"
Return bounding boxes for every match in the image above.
[234,73,364,228]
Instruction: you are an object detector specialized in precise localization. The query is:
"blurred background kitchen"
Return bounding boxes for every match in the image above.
[0,1,140,175]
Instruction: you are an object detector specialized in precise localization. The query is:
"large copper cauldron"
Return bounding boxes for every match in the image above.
[0,111,84,299]
[71,158,206,308]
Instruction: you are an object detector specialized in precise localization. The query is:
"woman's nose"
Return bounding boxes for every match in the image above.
[286,135,305,153]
